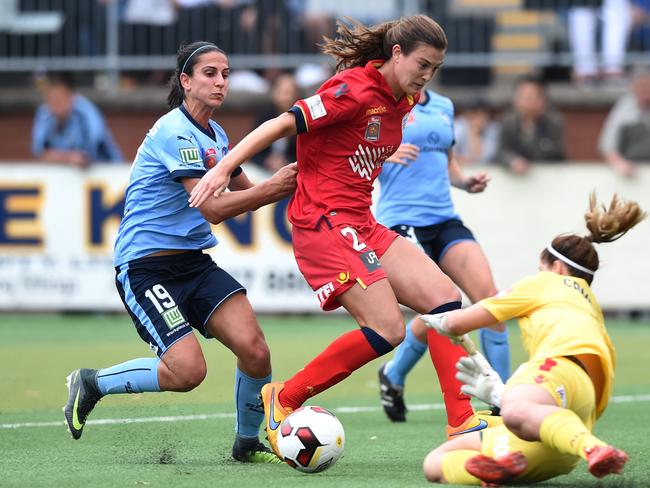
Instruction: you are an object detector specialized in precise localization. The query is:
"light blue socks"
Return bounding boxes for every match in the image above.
[234,368,271,438]
[479,328,510,381]
[96,357,161,395]
[384,320,428,387]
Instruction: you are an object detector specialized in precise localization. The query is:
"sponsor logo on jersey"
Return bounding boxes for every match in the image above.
[304,94,327,120]
[359,250,381,272]
[179,147,201,164]
[335,83,349,98]
[539,358,558,372]
[162,306,186,329]
[315,282,335,304]
[348,144,390,180]
[427,131,441,144]
[204,147,218,169]
[364,116,381,141]
[177,134,194,143]
[336,271,350,284]
[366,106,387,115]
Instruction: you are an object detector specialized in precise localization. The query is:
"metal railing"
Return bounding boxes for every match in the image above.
[1,0,648,90]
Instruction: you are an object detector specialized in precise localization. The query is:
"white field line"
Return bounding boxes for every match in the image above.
[3,393,650,430]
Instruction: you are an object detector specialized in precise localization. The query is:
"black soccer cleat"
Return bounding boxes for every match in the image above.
[231,438,284,464]
[378,362,407,422]
[63,368,102,440]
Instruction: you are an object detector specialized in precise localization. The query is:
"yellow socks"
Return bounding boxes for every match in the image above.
[539,409,606,460]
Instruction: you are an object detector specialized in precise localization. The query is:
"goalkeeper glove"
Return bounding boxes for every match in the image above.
[455,355,505,407]
[420,313,462,343]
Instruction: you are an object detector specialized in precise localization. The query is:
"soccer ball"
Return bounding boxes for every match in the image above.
[277,405,345,473]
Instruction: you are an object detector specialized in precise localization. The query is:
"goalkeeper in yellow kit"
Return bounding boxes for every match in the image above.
[420,193,645,485]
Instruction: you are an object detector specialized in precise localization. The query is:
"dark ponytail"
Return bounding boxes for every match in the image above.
[321,15,447,72]
[540,192,646,284]
[167,41,226,108]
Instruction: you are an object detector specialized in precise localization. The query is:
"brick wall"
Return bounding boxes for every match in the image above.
[0,106,608,163]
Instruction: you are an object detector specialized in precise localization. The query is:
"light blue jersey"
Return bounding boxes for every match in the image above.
[376,90,457,228]
[114,106,230,266]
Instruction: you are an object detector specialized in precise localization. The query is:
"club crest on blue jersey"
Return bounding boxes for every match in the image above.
[365,116,381,141]
[204,147,217,169]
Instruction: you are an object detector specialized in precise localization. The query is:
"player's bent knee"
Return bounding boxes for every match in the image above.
[173,362,207,392]
[500,403,530,438]
[375,320,405,347]
[239,340,271,373]
[423,450,444,483]
[418,290,462,315]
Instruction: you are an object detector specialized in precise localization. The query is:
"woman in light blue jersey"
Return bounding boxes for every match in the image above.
[376,89,510,426]
[63,41,297,464]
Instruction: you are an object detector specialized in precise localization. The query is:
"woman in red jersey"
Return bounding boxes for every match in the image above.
[189,15,498,456]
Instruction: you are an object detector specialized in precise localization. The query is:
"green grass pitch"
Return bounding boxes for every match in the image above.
[1,313,649,487]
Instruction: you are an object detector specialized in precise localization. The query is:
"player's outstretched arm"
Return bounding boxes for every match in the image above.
[183,163,297,224]
[189,113,297,207]
[423,304,498,337]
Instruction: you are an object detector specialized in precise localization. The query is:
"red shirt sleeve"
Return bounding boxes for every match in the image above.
[289,80,361,134]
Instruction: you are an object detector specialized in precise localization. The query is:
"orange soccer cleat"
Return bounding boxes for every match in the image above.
[465,451,528,486]
[260,382,293,458]
[447,410,502,439]
[585,445,629,478]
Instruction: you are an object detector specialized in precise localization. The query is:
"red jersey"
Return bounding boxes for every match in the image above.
[287,60,419,229]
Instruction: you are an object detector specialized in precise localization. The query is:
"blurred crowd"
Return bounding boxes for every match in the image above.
[29,67,650,176]
[4,0,649,173]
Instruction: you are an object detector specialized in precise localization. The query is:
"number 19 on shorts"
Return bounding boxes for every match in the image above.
[144,284,186,329]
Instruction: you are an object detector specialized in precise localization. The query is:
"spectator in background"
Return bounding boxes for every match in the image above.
[453,97,500,167]
[568,0,631,86]
[496,75,565,175]
[32,73,123,166]
[629,0,650,51]
[598,68,650,177]
[250,72,299,172]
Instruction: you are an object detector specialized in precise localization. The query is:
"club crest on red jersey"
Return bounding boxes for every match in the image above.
[364,116,381,141]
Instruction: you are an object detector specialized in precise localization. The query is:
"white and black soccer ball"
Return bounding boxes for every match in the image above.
[277,405,345,473]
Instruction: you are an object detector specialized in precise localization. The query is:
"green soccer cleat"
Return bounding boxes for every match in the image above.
[232,439,284,464]
[63,368,102,440]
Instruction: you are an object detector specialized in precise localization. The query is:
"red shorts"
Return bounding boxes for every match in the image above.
[292,217,399,311]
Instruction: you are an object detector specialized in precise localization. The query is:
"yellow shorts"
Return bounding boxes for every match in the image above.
[480,356,597,483]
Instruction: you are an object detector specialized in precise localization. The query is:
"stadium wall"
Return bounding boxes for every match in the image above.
[0,88,615,162]
[0,164,647,313]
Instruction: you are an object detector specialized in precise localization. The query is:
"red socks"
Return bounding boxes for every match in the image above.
[427,328,474,426]
[280,328,388,409]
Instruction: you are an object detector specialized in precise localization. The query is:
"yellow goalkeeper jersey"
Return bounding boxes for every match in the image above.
[479,271,615,418]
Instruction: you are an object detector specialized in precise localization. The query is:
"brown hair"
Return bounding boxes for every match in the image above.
[541,192,646,284]
[167,41,226,108]
[321,15,447,72]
